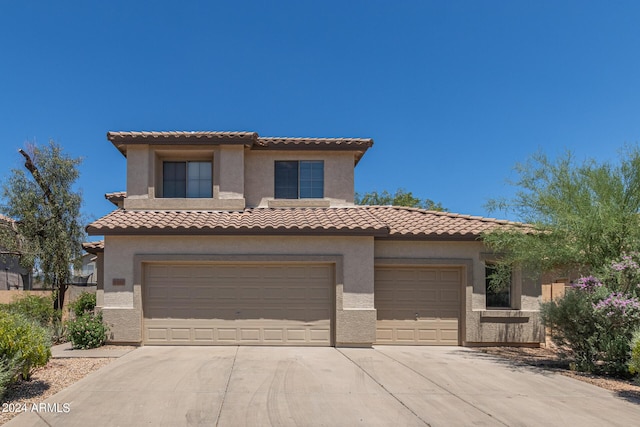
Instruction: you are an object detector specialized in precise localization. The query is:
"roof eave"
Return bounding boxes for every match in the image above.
[377,234,483,241]
[82,241,105,254]
[86,227,388,237]
[107,131,259,156]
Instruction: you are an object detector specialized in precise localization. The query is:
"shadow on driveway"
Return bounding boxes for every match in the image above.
[5,346,640,427]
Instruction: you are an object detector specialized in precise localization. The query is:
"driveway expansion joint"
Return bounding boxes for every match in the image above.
[337,348,431,427]
[215,345,239,427]
[375,349,510,427]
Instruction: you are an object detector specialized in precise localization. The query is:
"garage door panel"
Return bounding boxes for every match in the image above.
[417,329,437,342]
[144,263,332,345]
[422,289,438,302]
[263,329,285,341]
[194,328,214,341]
[418,270,438,281]
[440,269,461,282]
[375,266,461,345]
[441,289,460,302]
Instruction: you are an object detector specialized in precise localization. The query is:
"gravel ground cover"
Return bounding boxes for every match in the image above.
[0,358,113,425]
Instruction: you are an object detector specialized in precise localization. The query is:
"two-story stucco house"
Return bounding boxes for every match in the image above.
[86,131,544,347]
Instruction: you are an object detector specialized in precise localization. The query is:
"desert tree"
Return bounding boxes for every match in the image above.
[483,147,640,276]
[0,141,85,309]
[355,188,446,211]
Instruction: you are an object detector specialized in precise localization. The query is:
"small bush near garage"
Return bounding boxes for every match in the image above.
[0,311,51,381]
[629,329,640,383]
[66,312,107,349]
[69,292,96,317]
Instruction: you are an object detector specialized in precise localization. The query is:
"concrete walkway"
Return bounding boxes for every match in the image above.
[50,342,137,359]
[6,346,640,426]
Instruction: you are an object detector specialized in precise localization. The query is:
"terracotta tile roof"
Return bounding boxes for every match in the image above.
[107,131,374,163]
[255,137,373,148]
[105,192,126,206]
[82,240,104,254]
[86,206,523,240]
[0,214,15,224]
[107,131,258,142]
[255,137,373,164]
[86,208,389,236]
[362,206,525,239]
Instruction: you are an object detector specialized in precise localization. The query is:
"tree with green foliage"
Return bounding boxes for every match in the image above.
[355,188,446,211]
[483,147,640,276]
[0,141,85,310]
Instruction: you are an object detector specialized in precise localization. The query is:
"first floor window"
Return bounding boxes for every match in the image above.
[485,263,512,308]
[163,161,212,198]
[275,160,324,199]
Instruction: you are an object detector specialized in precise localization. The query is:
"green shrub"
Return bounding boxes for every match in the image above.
[66,312,107,349]
[629,329,640,383]
[592,292,640,376]
[1,294,60,328]
[70,292,96,318]
[542,280,640,376]
[0,354,21,399]
[599,252,640,297]
[50,318,67,345]
[0,311,51,380]
[542,285,602,371]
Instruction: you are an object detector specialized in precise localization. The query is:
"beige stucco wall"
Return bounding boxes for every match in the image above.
[375,240,544,345]
[123,144,246,211]
[124,145,152,200]
[102,235,376,345]
[95,252,104,309]
[0,290,52,304]
[244,150,356,208]
[121,144,357,211]
[217,145,244,200]
[101,234,543,346]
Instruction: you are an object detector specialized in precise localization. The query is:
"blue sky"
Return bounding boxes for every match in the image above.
[1,1,640,228]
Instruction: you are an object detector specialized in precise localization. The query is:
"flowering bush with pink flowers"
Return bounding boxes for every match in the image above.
[543,254,640,377]
[570,275,603,292]
[601,252,640,296]
[65,312,107,350]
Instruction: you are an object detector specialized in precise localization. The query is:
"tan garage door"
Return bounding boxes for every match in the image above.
[375,266,461,345]
[143,263,333,346]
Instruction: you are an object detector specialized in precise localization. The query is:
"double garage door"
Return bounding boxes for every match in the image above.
[143,262,461,346]
[144,263,333,345]
[375,266,462,345]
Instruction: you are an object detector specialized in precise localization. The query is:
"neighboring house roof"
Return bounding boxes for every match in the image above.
[0,214,24,255]
[82,240,104,254]
[86,206,523,240]
[106,131,374,164]
[0,214,15,224]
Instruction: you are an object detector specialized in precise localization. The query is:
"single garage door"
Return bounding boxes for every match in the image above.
[375,266,461,345]
[143,263,333,345]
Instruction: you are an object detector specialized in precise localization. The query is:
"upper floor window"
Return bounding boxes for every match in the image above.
[163,161,212,198]
[485,263,512,309]
[274,160,324,199]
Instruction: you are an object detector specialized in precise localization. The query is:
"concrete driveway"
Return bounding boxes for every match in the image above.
[6,346,640,426]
